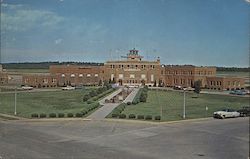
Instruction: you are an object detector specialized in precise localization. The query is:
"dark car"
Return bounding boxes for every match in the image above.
[237,106,250,117]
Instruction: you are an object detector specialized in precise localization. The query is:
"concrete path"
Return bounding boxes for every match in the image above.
[122,88,140,103]
[87,88,123,120]
[87,88,140,120]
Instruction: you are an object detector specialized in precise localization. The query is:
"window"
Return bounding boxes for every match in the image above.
[43,78,48,84]
[130,74,135,79]
[52,78,57,83]
[119,74,124,79]
[141,74,146,79]
[61,74,65,77]
[151,74,154,82]
[95,74,99,77]
[71,74,75,77]
[87,74,91,77]
[79,74,83,77]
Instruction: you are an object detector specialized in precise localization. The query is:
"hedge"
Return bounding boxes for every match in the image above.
[128,114,136,119]
[67,113,74,118]
[49,113,57,118]
[145,115,152,120]
[58,113,65,118]
[154,116,161,120]
[119,114,126,119]
[39,113,46,118]
[75,113,83,117]
[31,113,39,118]
[137,115,144,120]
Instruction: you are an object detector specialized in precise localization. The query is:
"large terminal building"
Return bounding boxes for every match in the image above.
[22,49,245,91]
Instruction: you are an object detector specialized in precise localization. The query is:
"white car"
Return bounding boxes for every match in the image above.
[213,109,240,119]
[62,86,75,90]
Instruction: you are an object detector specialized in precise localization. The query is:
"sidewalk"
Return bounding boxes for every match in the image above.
[87,88,140,120]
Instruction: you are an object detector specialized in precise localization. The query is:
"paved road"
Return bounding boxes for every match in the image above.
[0,118,248,159]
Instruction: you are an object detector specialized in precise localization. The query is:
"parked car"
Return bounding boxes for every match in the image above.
[213,109,240,119]
[173,85,182,90]
[229,90,246,95]
[62,86,75,90]
[237,106,250,117]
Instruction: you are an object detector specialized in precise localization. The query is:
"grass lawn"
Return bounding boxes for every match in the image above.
[122,90,249,121]
[0,88,108,118]
[217,71,249,78]
[7,69,49,73]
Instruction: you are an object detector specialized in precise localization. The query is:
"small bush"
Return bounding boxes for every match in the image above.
[145,115,152,120]
[58,113,65,118]
[154,116,161,121]
[112,114,118,118]
[75,113,83,117]
[81,110,88,115]
[31,113,39,118]
[39,113,46,118]
[83,94,90,102]
[67,113,74,118]
[49,113,57,118]
[119,114,126,119]
[127,102,132,105]
[128,114,136,119]
[137,115,144,120]
[133,100,139,105]
[87,100,93,104]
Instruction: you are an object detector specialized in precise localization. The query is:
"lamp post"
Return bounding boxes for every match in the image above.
[14,86,17,116]
[183,88,186,119]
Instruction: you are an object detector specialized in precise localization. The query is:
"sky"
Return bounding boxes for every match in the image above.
[0,0,249,67]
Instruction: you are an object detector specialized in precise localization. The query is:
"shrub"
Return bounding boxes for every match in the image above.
[112,114,118,118]
[137,115,144,120]
[75,113,83,117]
[89,90,97,97]
[58,113,65,118]
[87,100,93,104]
[154,116,161,121]
[140,93,147,102]
[128,114,136,119]
[31,113,39,118]
[49,113,57,118]
[83,94,90,102]
[119,114,126,119]
[39,113,46,118]
[81,110,88,115]
[145,115,152,120]
[127,102,132,105]
[67,113,74,118]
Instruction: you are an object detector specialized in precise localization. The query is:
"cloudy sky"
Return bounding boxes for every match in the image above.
[0,0,249,67]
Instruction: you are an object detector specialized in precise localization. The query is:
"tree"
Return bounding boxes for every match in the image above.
[98,80,102,86]
[194,80,202,94]
[153,80,157,87]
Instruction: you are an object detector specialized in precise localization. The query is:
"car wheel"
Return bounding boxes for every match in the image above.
[222,115,226,119]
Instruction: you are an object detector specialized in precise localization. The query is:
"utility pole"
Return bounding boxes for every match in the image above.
[14,86,17,116]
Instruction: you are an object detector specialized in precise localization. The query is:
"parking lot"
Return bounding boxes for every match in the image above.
[0,117,249,159]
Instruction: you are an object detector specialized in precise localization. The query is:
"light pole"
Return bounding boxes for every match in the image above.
[183,88,186,119]
[14,86,17,116]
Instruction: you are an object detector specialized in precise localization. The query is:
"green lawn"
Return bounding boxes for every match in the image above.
[0,88,99,118]
[7,69,49,73]
[123,90,249,121]
[217,71,249,78]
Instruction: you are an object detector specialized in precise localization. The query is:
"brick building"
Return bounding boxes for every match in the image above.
[22,49,245,90]
[0,65,8,85]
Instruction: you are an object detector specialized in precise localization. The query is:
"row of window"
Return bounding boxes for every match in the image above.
[61,73,99,77]
[110,64,155,69]
[173,79,194,85]
[165,71,214,75]
[113,74,154,80]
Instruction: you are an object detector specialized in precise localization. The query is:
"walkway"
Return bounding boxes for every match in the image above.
[87,87,140,120]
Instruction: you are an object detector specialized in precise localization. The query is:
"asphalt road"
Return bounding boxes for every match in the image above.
[0,118,249,159]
